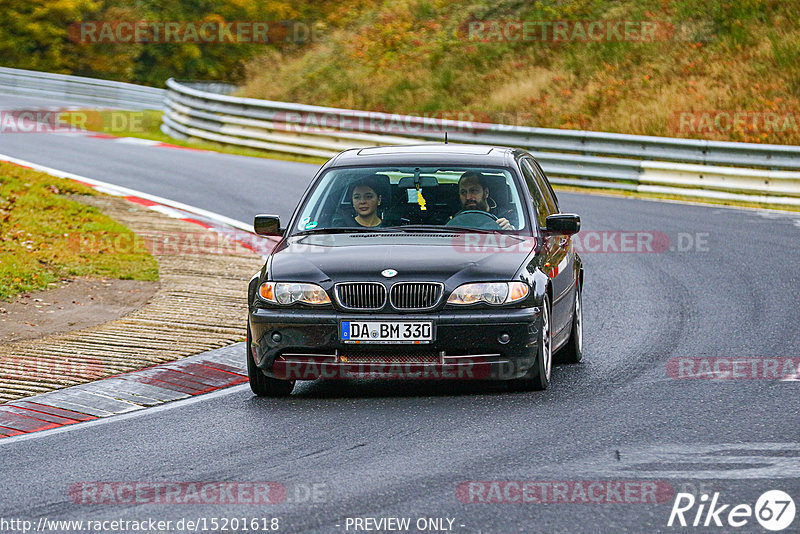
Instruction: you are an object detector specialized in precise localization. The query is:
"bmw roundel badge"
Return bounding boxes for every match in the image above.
[381,269,398,278]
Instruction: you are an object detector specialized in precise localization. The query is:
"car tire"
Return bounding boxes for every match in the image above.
[555,283,583,364]
[509,294,552,391]
[247,323,295,397]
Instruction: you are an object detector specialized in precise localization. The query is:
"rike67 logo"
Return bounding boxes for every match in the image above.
[668,490,795,531]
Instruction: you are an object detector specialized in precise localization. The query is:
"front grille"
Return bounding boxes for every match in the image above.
[335,282,387,310]
[390,282,443,310]
[339,351,440,364]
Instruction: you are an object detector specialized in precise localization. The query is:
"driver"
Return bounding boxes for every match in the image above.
[456,171,514,230]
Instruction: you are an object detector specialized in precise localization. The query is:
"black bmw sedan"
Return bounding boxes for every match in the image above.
[247,144,583,396]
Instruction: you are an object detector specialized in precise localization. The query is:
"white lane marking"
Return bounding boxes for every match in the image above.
[147,204,193,219]
[113,137,161,146]
[0,153,253,233]
[735,206,800,230]
[0,384,250,446]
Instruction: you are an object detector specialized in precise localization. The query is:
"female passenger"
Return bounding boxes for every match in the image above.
[351,177,383,227]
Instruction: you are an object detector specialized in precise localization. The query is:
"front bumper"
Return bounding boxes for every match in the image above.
[248,306,541,381]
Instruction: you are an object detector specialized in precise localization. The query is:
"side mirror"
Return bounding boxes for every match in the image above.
[254,214,282,236]
[544,214,580,235]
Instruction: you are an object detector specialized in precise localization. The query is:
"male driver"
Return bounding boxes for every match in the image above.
[457,171,514,230]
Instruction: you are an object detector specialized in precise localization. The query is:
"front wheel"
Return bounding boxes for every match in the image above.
[247,323,295,397]
[555,283,583,364]
[509,295,552,391]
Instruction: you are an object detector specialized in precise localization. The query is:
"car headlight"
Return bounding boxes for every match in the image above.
[259,282,331,305]
[447,282,529,305]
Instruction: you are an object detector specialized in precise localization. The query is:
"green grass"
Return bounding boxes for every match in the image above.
[0,162,158,300]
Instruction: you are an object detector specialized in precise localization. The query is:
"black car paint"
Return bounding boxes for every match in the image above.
[247,145,582,382]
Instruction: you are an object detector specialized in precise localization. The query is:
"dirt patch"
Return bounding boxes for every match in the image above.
[0,277,158,343]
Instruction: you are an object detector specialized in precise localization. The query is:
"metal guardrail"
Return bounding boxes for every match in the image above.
[162,78,800,206]
[163,79,800,168]
[0,67,164,109]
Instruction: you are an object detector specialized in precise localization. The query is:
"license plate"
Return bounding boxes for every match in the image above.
[340,321,434,344]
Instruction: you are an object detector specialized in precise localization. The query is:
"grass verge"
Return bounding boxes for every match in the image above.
[0,161,158,300]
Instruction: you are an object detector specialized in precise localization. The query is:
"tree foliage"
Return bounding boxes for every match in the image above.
[0,0,342,86]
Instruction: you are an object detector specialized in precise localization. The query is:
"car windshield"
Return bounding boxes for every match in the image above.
[291,165,528,235]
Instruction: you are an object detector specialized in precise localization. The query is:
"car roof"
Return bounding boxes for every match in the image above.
[326,144,524,168]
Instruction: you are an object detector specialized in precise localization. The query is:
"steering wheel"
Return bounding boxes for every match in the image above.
[446,209,499,229]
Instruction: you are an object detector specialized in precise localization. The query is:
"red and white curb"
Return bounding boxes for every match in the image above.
[0,343,247,438]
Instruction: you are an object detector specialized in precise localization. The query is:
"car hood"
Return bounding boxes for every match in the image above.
[269,232,536,285]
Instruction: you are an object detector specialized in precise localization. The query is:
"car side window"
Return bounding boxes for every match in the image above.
[523,159,557,216]
[520,158,549,227]
[531,160,559,212]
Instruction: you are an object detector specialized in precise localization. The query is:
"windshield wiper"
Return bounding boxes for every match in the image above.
[293,227,393,236]
[385,224,498,234]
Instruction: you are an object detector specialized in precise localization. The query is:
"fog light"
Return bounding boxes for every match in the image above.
[498,332,510,344]
[272,332,282,343]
